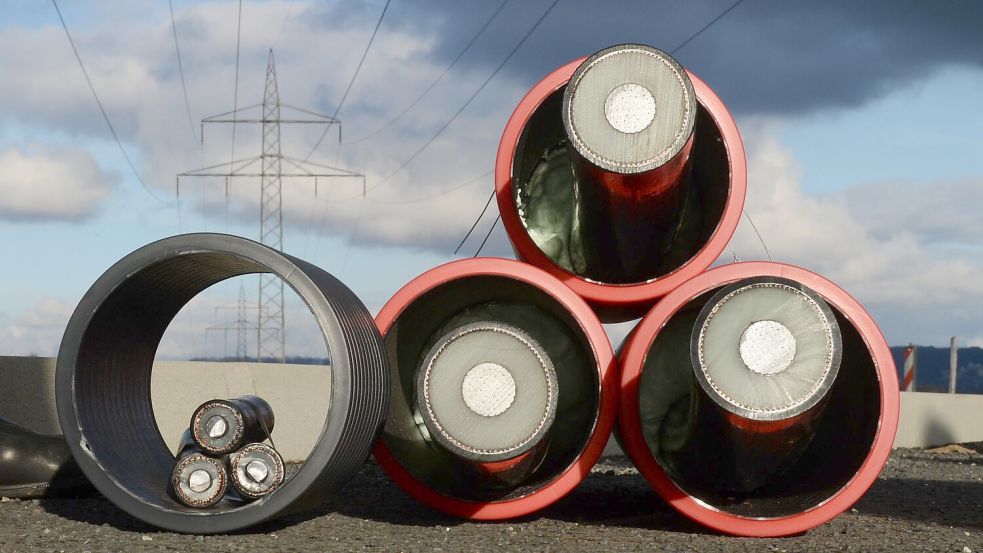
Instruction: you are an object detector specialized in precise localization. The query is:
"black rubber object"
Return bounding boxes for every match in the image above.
[55,233,389,534]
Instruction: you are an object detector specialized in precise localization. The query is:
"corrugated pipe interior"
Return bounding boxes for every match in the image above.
[55,233,389,534]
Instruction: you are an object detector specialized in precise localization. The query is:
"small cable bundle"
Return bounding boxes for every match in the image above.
[171,396,285,508]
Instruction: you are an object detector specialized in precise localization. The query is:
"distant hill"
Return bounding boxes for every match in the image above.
[890,346,983,394]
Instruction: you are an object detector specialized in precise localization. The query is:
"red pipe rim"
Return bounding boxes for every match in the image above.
[373,257,618,519]
[617,262,900,537]
[494,57,747,317]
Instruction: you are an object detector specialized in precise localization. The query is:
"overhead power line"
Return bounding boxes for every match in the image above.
[373,0,560,188]
[230,0,244,167]
[168,0,197,144]
[743,209,772,261]
[670,0,746,55]
[51,0,171,205]
[343,0,512,145]
[474,214,500,257]
[451,188,495,259]
[328,0,557,268]
[304,0,392,161]
[311,0,555,266]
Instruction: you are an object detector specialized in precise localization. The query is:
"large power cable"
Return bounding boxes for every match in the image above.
[457,0,749,258]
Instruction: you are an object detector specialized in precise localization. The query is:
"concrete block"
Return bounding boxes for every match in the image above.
[894,391,983,448]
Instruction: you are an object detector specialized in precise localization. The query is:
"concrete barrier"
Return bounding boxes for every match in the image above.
[894,391,983,448]
[2,357,980,459]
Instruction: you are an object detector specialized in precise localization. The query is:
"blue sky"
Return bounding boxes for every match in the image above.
[2,0,982,357]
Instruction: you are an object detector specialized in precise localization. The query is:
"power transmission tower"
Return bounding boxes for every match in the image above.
[207,281,261,361]
[179,49,365,363]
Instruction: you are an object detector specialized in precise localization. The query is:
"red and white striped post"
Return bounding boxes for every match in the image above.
[902,344,917,392]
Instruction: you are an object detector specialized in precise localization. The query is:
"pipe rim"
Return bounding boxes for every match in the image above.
[373,257,617,519]
[617,262,900,537]
[494,57,747,320]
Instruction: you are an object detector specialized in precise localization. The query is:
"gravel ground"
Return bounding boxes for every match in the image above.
[0,446,980,552]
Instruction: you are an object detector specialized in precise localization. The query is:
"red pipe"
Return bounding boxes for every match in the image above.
[495,57,746,322]
[617,262,900,537]
[373,257,618,519]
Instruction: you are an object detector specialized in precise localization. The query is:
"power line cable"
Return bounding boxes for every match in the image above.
[271,2,297,50]
[373,0,560,187]
[451,187,495,258]
[230,0,243,167]
[743,209,772,261]
[473,214,501,257]
[343,0,512,145]
[169,0,197,144]
[315,169,490,205]
[304,0,391,161]
[314,0,555,267]
[51,0,171,205]
[225,0,244,237]
[670,0,745,55]
[336,197,367,277]
[303,169,489,259]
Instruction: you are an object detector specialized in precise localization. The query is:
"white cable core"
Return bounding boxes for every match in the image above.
[604,83,657,134]
[738,320,797,376]
[461,363,517,417]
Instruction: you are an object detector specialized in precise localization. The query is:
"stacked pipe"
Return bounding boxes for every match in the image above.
[479,43,900,535]
[372,258,616,519]
[495,43,746,321]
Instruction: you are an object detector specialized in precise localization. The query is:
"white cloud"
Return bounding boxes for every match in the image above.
[0,298,73,356]
[0,145,118,222]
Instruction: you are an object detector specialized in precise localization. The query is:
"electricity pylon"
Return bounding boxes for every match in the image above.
[207,280,260,361]
[179,49,364,362]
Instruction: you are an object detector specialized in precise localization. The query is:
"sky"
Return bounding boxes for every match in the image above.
[1,0,982,359]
